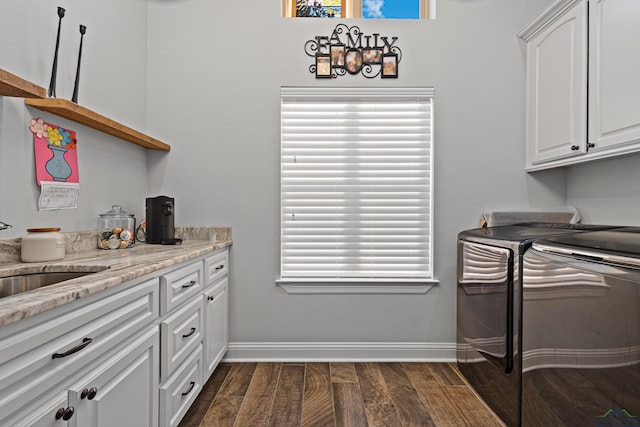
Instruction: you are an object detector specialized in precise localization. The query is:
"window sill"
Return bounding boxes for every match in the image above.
[275,278,438,295]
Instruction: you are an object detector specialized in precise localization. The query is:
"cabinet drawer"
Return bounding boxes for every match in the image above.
[160,261,204,315]
[0,278,159,419]
[204,249,228,286]
[160,344,203,427]
[161,296,203,381]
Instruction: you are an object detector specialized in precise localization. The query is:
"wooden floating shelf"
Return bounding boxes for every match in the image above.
[0,67,170,151]
[0,69,46,99]
[24,98,170,151]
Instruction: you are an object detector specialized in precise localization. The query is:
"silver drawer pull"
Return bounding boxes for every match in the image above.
[215,264,225,271]
[182,327,196,338]
[52,337,93,359]
[181,381,195,397]
[182,280,197,289]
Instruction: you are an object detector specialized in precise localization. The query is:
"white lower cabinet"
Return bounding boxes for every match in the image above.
[158,247,229,427]
[4,327,158,427]
[0,247,229,427]
[0,278,159,427]
[0,278,160,427]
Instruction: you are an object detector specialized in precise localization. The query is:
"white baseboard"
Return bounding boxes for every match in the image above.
[223,341,456,362]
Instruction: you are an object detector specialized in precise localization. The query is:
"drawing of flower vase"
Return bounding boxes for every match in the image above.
[38,123,75,182]
[45,144,72,181]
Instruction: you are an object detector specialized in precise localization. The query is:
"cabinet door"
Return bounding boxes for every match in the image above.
[203,278,228,380]
[525,0,587,166]
[588,0,640,151]
[68,327,159,427]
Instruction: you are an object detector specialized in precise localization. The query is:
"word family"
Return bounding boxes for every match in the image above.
[305,24,401,79]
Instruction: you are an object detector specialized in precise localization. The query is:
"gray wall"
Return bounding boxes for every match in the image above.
[566,152,640,225]
[6,0,605,358]
[145,0,559,357]
[0,0,150,235]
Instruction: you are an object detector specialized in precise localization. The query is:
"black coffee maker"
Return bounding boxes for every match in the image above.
[145,196,181,244]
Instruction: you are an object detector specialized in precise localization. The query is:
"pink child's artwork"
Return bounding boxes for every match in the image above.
[30,118,79,185]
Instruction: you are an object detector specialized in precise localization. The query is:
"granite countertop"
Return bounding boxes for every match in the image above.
[0,227,231,328]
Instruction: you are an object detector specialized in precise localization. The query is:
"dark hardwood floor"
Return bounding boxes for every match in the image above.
[179,362,505,427]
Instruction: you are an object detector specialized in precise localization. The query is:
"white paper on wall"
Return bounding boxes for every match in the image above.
[38,181,79,210]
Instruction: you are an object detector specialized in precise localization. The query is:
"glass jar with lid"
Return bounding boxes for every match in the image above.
[97,205,136,249]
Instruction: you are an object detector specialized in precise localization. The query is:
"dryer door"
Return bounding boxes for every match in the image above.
[457,241,514,373]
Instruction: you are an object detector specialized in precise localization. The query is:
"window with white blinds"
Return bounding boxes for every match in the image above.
[280,87,434,282]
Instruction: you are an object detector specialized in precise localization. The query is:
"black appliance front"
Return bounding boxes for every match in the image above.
[457,233,523,427]
[458,241,515,374]
[456,224,622,427]
[145,196,176,244]
[521,230,640,426]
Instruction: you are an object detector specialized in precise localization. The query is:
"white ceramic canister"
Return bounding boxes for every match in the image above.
[21,227,66,262]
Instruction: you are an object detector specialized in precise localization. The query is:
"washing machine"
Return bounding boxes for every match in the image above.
[521,228,640,426]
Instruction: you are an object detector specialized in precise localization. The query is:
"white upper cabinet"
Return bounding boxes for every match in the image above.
[520,0,587,167]
[519,0,640,171]
[588,0,640,151]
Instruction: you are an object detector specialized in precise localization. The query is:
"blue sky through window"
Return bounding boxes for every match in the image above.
[363,0,420,19]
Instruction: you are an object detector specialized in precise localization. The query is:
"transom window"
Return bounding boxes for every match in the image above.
[278,87,434,288]
[294,0,345,18]
[283,0,435,20]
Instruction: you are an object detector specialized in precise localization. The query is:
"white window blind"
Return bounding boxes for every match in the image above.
[280,87,434,280]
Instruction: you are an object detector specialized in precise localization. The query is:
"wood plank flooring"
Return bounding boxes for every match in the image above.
[179,362,505,427]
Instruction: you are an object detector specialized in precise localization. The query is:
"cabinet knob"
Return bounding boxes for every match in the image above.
[587,142,595,149]
[208,295,215,301]
[570,145,580,151]
[81,386,98,400]
[88,387,97,400]
[55,407,74,420]
[63,407,75,421]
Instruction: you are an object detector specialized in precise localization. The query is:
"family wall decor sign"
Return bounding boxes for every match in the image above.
[305,24,402,79]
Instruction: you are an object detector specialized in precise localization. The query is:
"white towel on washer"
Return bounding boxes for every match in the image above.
[480,206,580,227]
